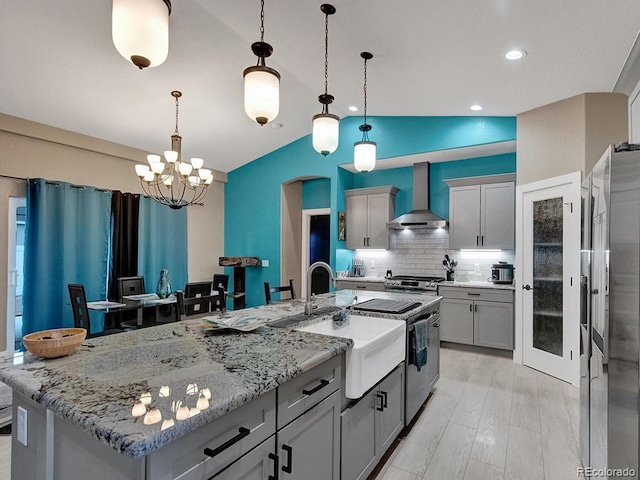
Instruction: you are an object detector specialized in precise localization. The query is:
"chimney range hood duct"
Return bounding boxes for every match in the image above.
[388,162,448,229]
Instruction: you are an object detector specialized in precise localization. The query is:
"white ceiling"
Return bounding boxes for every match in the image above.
[2,1,639,173]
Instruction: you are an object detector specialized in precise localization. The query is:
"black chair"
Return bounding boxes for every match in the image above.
[175,287,225,321]
[264,279,296,304]
[68,284,123,338]
[184,281,213,316]
[117,276,145,299]
[212,274,230,292]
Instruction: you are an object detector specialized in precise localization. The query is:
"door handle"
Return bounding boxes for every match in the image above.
[380,391,388,408]
[592,288,599,294]
[376,393,385,411]
[282,444,293,474]
[302,378,329,396]
[203,427,250,457]
[523,284,533,291]
[268,453,279,480]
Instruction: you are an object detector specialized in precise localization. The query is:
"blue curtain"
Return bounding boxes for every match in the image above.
[138,196,188,295]
[23,179,112,335]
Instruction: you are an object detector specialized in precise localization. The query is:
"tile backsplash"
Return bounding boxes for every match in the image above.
[351,228,515,280]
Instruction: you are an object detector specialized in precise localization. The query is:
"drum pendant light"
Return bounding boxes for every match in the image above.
[243,0,280,126]
[112,0,171,69]
[312,4,339,156]
[354,52,376,173]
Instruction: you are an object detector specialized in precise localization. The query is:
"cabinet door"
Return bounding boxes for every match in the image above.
[376,366,404,455]
[346,195,369,249]
[474,300,514,350]
[210,436,276,480]
[367,193,391,249]
[481,182,515,249]
[440,298,474,344]
[341,390,377,480]
[449,185,481,249]
[277,391,340,480]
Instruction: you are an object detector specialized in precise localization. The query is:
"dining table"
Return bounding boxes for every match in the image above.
[87,294,177,329]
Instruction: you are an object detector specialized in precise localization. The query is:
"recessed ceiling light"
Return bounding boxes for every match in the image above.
[470,104,484,111]
[505,49,527,60]
[348,105,359,112]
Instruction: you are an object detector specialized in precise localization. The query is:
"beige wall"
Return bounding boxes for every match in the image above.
[517,93,628,185]
[0,113,226,349]
[280,181,302,296]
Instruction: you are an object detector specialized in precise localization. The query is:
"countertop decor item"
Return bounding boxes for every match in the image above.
[112,0,171,69]
[156,269,172,298]
[134,90,214,209]
[354,52,376,173]
[22,328,86,358]
[443,254,458,281]
[312,4,339,156]
[243,0,280,126]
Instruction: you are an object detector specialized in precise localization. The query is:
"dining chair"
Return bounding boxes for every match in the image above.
[264,279,296,304]
[68,284,123,338]
[117,276,146,299]
[184,281,213,316]
[175,287,225,321]
[212,274,229,291]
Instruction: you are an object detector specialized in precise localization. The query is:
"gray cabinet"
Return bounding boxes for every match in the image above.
[440,286,514,350]
[341,364,404,480]
[210,437,277,480]
[446,175,515,250]
[345,186,398,249]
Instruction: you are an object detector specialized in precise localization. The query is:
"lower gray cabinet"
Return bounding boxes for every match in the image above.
[341,365,404,480]
[439,286,514,350]
[276,391,341,480]
[211,436,277,480]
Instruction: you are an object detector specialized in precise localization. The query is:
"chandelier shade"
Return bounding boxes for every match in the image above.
[312,4,339,156]
[112,0,171,69]
[134,91,213,209]
[243,1,280,126]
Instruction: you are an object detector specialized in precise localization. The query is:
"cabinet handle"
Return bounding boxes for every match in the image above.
[476,235,479,246]
[364,237,367,247]
[302,378,329,396]
[467,293,480,296]
[268,453,279,480]
[380,391,388,408]
[469,304,472,312]
[475,304,478,312]
[203,427,250,458]
[282,444,293,474]
[376,393,385,411]
[523,284,533,291]
[481,235,484,246]
[367,237,371,246]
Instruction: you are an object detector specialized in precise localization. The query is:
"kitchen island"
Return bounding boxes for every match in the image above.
[0,290,440,479]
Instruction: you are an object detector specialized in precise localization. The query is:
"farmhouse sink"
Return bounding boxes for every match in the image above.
[296,315,406,399]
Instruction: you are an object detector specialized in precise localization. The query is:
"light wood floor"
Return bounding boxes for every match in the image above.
[373,344,584,480]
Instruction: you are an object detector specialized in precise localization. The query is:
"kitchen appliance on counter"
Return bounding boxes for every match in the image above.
[384,275,445,293]
[350,258,365,277]
[490,262,514,284]
[581,144,640,476]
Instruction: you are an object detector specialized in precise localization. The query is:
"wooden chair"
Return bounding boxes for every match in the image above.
[68,284,123,338]
[117,276,145,299]
[184,281,213,316]
[264,279,296,305]
[175,287,225,321]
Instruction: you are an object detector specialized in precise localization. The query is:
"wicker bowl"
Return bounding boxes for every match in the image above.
[22,328,87,359]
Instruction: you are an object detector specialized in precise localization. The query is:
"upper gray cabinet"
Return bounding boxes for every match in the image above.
[345,186,398,250]
[445,174,516,250]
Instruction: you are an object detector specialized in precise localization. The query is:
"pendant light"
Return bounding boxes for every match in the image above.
[243,0,280,126]
[354,52,376,173]
[134,91,214,209]
[312,4,339,156]
[112,0,171,69]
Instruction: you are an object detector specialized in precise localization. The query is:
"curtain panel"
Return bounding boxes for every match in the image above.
[107,191,140,301]
[138,196,188,297]
[23,179,112,335]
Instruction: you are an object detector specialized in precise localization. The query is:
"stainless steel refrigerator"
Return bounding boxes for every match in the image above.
[581,144,640,478]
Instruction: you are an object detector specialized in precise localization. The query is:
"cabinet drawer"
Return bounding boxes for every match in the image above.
[439,286,513,303]
[335,280,385,292]
[278,354,342,429]
[148,389,276,480]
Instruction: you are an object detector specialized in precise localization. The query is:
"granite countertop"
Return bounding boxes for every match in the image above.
[439,281,515,291]
[0,290,439,459]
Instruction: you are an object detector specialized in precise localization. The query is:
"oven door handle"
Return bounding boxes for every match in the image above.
[408,312,439,330]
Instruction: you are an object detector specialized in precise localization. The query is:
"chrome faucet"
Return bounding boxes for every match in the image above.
[305,261,336,315]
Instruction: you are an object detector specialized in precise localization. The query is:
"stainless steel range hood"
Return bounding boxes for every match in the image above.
[388,162,448,229]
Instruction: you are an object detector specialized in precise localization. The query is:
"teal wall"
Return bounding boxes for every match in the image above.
[302,178,331,209]
[225,115,517,307]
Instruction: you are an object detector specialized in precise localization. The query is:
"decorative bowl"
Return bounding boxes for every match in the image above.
[22,328,87,358]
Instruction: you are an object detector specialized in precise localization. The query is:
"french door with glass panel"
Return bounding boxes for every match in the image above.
[517,172,580,385]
